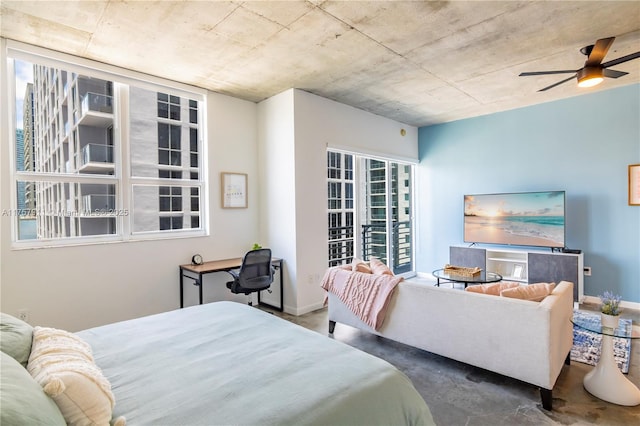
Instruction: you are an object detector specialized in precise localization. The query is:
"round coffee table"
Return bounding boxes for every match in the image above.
[572,313,640,406]
[432,268,502,288]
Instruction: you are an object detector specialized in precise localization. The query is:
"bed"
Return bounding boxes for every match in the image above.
[67,301,432,425]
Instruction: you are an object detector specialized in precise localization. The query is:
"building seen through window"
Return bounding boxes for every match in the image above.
[11,52,205,245]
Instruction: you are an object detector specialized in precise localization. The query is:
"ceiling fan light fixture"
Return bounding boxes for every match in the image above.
[576,67,604,88]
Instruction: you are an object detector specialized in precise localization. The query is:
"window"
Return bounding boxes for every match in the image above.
[190,128,198,168]
[158,123,181,166]
[7,43,207,247]
[159,186,182,212]
[189,99,198,124]
[157,93,180,120]
[327,150,414,274]
[327,151,354,266]
[160,216,183,231]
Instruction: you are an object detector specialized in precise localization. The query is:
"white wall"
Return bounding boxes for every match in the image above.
[257,89,418,314]
[256,90,297,312]
[0,84,260,331]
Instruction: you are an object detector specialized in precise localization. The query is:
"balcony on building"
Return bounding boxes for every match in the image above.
[79,143,114,174]
[82,194,115,213]
[78,92,113,127]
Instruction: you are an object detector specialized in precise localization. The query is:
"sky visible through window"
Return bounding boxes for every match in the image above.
[14,60,32,130]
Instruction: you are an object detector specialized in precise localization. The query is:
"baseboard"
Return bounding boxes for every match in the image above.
[283,301,325,316]
[581,295,640,312]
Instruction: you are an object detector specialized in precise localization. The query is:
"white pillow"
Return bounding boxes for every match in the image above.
[27,326,125,426]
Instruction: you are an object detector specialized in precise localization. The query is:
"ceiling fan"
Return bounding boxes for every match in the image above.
[519,36,640,92]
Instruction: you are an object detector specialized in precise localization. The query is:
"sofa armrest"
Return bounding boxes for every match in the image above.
[539,281,574,386]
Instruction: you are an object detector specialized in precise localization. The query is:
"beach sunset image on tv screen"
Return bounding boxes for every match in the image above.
[464,191,565,248]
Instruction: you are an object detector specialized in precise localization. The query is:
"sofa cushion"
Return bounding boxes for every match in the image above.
[1,312,34,367]
[500,282,556,302]
[465,282,520,295]
[351,258,372,274]
[1,351,66,425]
[370,257,394,275]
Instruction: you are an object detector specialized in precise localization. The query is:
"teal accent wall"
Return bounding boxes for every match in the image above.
[417,84,640,303]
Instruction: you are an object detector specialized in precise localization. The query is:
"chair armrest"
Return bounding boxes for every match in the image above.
[226,269,240,280]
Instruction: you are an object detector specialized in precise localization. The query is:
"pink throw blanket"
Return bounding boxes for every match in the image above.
[321,267,403,330]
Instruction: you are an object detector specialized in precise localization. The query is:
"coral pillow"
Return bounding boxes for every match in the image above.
[27,326,125,426]
[500,282,556,302]
[465,281,520,295]
[351,258,372,274]
[369,257,393,276]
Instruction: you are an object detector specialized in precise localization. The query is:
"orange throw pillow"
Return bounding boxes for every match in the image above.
[351,258,372,274]
[465,281,520,295]
[369,257,394,275]
[500,282,556,302]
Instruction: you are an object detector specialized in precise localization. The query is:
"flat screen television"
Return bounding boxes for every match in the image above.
[464,191,565,248]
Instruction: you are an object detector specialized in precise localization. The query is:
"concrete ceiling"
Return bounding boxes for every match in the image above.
[1,1,639,127]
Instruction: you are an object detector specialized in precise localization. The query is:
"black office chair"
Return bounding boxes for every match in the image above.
[226,248,274,306]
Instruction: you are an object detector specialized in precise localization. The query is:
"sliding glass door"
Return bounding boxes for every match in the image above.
[327,150,414,275]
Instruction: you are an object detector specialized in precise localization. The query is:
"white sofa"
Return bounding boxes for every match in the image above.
[328,279,574,410]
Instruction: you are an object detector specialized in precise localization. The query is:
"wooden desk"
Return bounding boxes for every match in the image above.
[179,257,283,311]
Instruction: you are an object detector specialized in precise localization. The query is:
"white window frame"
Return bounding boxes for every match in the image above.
[327,151,356,266]
[4,40,209,249]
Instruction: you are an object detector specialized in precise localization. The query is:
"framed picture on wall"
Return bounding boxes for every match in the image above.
[221,172,247,208]
[630,164,640,206]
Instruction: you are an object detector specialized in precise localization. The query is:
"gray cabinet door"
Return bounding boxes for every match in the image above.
[450,246,486,270]
[529,253,578,301]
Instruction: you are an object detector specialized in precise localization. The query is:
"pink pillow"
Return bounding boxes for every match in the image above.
[351,258,372,274]
[465,281,520,295]
[369,257,393,275]
[336,264,352,271]
[500,282,556,302]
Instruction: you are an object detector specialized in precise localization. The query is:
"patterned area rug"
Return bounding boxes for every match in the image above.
[571,310,632,373]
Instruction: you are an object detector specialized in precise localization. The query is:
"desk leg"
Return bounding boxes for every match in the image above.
[279,259,284,310]
[198,273,203,305]
[257,259,284,312]
[179,268,184,308]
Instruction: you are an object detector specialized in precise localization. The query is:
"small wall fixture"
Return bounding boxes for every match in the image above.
[577,66,604,88]
[400,129,406,136]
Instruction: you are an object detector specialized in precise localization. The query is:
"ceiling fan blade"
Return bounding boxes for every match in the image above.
[601,51,640,68]
[586,37,615,66]
[519,70,577,76]
[538,76,575,92]
[603,69,628,79]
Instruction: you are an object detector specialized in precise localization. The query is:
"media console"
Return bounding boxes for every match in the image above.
[450,246,584,303]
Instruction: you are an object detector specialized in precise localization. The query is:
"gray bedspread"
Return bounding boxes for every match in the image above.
[77,301,434,425]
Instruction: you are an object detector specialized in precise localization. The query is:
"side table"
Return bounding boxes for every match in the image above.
[572,312,640,406]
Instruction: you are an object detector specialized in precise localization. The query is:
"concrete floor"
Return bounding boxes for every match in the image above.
[267,300,640,425]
